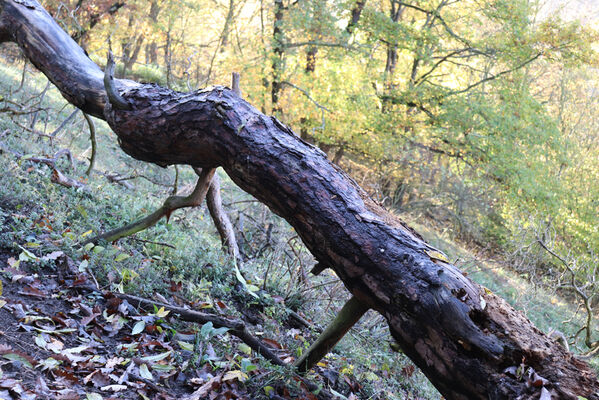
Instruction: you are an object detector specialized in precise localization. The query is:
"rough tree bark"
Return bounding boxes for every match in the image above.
[0,1,597,399]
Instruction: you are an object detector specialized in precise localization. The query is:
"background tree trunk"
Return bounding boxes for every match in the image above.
[271,0,284,113]
[0,1,598,399]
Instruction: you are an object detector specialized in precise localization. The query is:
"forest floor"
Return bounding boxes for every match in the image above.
[0,54,594,400]
[0,212,352,400]
[0,198,433,400]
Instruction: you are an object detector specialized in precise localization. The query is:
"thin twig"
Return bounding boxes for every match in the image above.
[83,113,97,175]
[280,81,329,132]
[50,108,79,138]
[129,237,176,249]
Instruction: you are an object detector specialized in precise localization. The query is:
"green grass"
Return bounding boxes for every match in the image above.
[0,57,440,398]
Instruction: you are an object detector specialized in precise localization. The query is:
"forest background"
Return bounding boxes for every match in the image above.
[53,0,599,283]
[1,0,599,398]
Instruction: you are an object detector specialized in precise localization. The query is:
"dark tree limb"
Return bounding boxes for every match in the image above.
[1,2,598,399]
[109,292,286,367]
[294,295,369,373]
[84,168,215,244]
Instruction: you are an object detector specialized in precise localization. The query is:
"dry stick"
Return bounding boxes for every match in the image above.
[107,172,171,188]
[84,168,216,244]
[83,112,96,175]
[49,108,79,138]
[205,171,241,262]
[287,309,321,333]
[29,80,50,130]
[114,292,286,367]
[116,292,335,400]
[13,120,52,138]
[129,237,176,249]
[14,58,27,93]
[294,295,369,374]
[0,142,87,190]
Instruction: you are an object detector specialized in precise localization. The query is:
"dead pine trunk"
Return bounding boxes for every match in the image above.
[0,1,598,399]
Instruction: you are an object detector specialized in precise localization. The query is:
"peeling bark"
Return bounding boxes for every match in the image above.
[0,1,598,398]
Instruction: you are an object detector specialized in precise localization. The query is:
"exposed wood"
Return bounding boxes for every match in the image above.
[205,172,241,261]
[1,1,599,399]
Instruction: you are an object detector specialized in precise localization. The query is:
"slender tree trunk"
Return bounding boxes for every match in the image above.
[381,0,403,113]
[271,0,284,113]
[1,2,598,399]
[305,46,317,72]
[346,0,366,34]
[123,34,144,76]
[164,21,172,88]
[146,41,158,65]
[120,13,136,78]
[145,0,161,65]
[220,0,235,50]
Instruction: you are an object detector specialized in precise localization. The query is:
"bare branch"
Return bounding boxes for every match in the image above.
[104,51,131,110]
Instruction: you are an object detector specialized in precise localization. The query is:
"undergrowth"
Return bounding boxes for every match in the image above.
[0,56,438,398]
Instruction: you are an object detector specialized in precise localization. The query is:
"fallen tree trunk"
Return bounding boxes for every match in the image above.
[0,1,597,398]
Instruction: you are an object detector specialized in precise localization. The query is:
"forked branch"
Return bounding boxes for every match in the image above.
[84,168,216,244]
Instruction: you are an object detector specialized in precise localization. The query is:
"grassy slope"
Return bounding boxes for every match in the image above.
[0,56,593,398]
[0,58,438,398]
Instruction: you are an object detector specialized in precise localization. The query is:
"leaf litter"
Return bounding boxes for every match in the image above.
[0,205,405,400]
[0,246,368,400]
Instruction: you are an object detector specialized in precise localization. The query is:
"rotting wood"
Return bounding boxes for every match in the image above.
[1,2,599,398]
